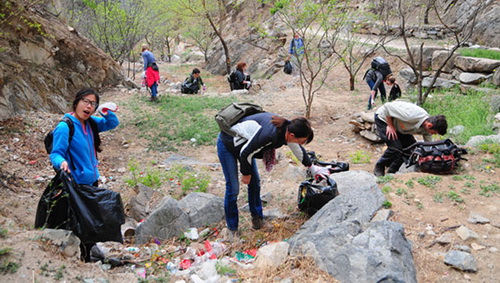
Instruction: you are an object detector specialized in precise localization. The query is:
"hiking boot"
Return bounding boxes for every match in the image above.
[251,216,263,230]
[374,163,386,177]
[227,229,240,243]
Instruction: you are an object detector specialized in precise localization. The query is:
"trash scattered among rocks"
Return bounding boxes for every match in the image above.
[40,229,81,258]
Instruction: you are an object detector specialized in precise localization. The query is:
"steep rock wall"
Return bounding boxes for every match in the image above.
[0,1,124,120]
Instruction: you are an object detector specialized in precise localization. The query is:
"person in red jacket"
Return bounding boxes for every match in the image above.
[142,44,160,101]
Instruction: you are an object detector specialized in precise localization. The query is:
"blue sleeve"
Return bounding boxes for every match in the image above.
[289,40,294,54]
[50,122,71,169]
[372,71,384,90]
[92,111,119,132]
[142,53,148,71]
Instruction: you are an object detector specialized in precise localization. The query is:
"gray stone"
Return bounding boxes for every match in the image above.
[455,56,500,73]
[456,225,480,241]
[436,233,453,245]
[400,68,417,84]
[491,95,500,113]
[422,77,459,89]
[178,193,224,228]
[360,130,381,142]
[459,72,492,84]
[264,208,286,219]
[468,212,490,224]
[129,183,154,222]
[163,154,220,168]
[444,250,478,272]
[289,171,416,282]
[122,77,140,89]
[449,125,465,136]
[282,165,307,181]
[254,242,290,269]
[40,229,81,258]
[431,50,457,73]
[454,244,471,253]
[466,135,500,147]
[489,247,499,253]
[371,209,393,222]
[410,46,445,70]
[493,69,500,86]
[261,192,273,203]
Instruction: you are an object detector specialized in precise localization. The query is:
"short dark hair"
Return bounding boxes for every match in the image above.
[192,68,200,74]
[427,115,447,135]
[72,87,99,112]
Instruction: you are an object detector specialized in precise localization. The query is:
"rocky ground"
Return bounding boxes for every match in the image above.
[0,61,499,283]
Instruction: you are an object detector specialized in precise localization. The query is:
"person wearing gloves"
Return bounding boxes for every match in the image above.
[50,87,119,261]
[217,113,328,240]
[142,44,160,101]
[181,68,206,94]
[374,101,447,176]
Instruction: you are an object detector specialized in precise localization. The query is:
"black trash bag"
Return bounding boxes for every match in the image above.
[284,60,293,75]
[307,151,349,174]
[35,171,125,244]
[35,171,72,230]
[298,176,339,216]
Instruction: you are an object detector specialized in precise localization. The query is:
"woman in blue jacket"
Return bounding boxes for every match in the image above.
[50,87,119,261]
[217,113,328,240]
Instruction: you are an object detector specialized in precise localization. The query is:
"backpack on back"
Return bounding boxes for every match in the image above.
[44,117,101,155]
[371,57,392,79]
[227,71,237,90]
[407,139,467,174]
[215,102,264,137]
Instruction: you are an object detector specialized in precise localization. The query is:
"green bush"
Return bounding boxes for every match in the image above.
[423,90,494,144]
[458,48,500,60]
[349,150,371,164]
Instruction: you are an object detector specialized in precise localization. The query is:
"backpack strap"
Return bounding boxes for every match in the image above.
[88,117,102,155]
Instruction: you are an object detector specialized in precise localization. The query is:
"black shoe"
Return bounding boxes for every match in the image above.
[252,217,263,230]
[374,164,385,177]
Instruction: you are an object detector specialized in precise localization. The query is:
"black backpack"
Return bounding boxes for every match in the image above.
[406,139,467,174]
[44,117,101,155]
[298,176,339,216]
[284,60,293,75]
[227,71,237,90]
[215,102,264,137]
[371,57,392,79]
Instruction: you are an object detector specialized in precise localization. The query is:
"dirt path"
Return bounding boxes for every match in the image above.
[0,62,498,282]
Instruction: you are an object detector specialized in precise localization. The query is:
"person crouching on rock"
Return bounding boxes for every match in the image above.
[217,113,330,241]
[181,68,206,94]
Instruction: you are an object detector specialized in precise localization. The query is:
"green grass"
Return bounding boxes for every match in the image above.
[377,175,394,184]
[433,192,444,203]
[0,261,18,274]
[123,95,236,151]
[447,191,465,204]
[479,183,500,197]
[382,200,392,208]
[349,150,371,164]
[417,176,442,188]
[423,90,494,144]
[0,227,7,238]
[381,185,392,194]
[458,48,500,60]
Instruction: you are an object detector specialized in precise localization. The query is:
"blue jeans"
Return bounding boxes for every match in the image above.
[217,135,263,231]
[367,80,386,109]
[150,82,158,97]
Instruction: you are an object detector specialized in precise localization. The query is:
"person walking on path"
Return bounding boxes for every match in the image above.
[217,113,329,240]
[373,101,447,176]
[288,33,304,77]
[142,44,160,101]
[50,88,119,261]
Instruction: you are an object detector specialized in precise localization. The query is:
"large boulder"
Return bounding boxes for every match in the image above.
[288,171,417,283]
[431,50,457,73]
[454,56,500,73]
[458,72,492,84]
[493,69,500,87]
[410,46,445,71]
[0,1,125,120]
[422,77,459,89]
[466,135,500,147]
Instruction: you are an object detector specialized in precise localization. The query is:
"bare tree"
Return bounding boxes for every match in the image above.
[383,0,492,105]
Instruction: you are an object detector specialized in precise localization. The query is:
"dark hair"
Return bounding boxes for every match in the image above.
[387,76,396,84]
[272,116,314,144]
[427,115,447,135]
[236,62,247,72]
[72,87,99,112]
[192,68,200,74]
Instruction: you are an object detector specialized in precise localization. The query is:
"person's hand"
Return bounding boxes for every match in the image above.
[309,165,330,181]
[203,85,206,91]
[386,125,398,140]
[97,102,118,115]
[60,161,70,173]
[241,175,251,184]
[141,71,146,79]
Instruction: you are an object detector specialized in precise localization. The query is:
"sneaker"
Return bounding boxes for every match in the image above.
[251,217,263,230]
[221,228,240,243]
[374,163,385,177]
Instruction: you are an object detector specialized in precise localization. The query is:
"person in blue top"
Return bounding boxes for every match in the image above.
[288,33,304,76]
[50,88,119,262]
[217,113,329,241]
[142,44,160,101]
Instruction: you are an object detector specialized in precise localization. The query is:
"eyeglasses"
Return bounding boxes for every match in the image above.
[81,98,98,108]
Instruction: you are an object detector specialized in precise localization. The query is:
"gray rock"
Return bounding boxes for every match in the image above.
[264,208,286,219]
[360,130,381,142]
[422,77,459,89]
[40,229,81,258]
[129,183,154,222]
[468,212,490,224]
[453,244,471,253]
[371,209,393,222]
[436,233,453,245]
[459,72,492,84]
[178,193,224,228]
[456,225,480,241]
[491,95,500,113]
[466,135,500,147]
[449,125,465,136]
[163,154,220,168]
[493,69,500,86]
[455,56,500,73]
[261,192,273,203]
[444,250,478,272]
[254,242,290,269]
[282,165,307,181]
[400,68,417,84]
[410,46,445,70]
[289,171,416,282]
[122,77,140,89]
[431,50,457,73]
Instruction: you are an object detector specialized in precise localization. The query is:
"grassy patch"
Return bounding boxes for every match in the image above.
[423,90,494,144]
[349,150,371,164]
[382,200,392,208]
[417,176,442,188]
[377,175,394,184]
[0,261,18,274]
[0,226,7,238]
[433,192,444,203]
[165,165,211,196]
[478,142,500,168]
[125,160,164,188]
[458,48,500,60]
[447,191,465,204]
[123,95,236,151]
[479,183,500,197]
[381,185,392,194]
[405,179,414,188]
[216,262,237,276]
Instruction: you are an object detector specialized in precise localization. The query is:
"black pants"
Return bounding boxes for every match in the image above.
[375,115,416,172]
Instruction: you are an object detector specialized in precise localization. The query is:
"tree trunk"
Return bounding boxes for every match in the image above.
[349,75,355,91]
[165,36,172,63]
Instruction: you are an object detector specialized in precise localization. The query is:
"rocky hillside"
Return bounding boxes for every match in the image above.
[0,0,124,120]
